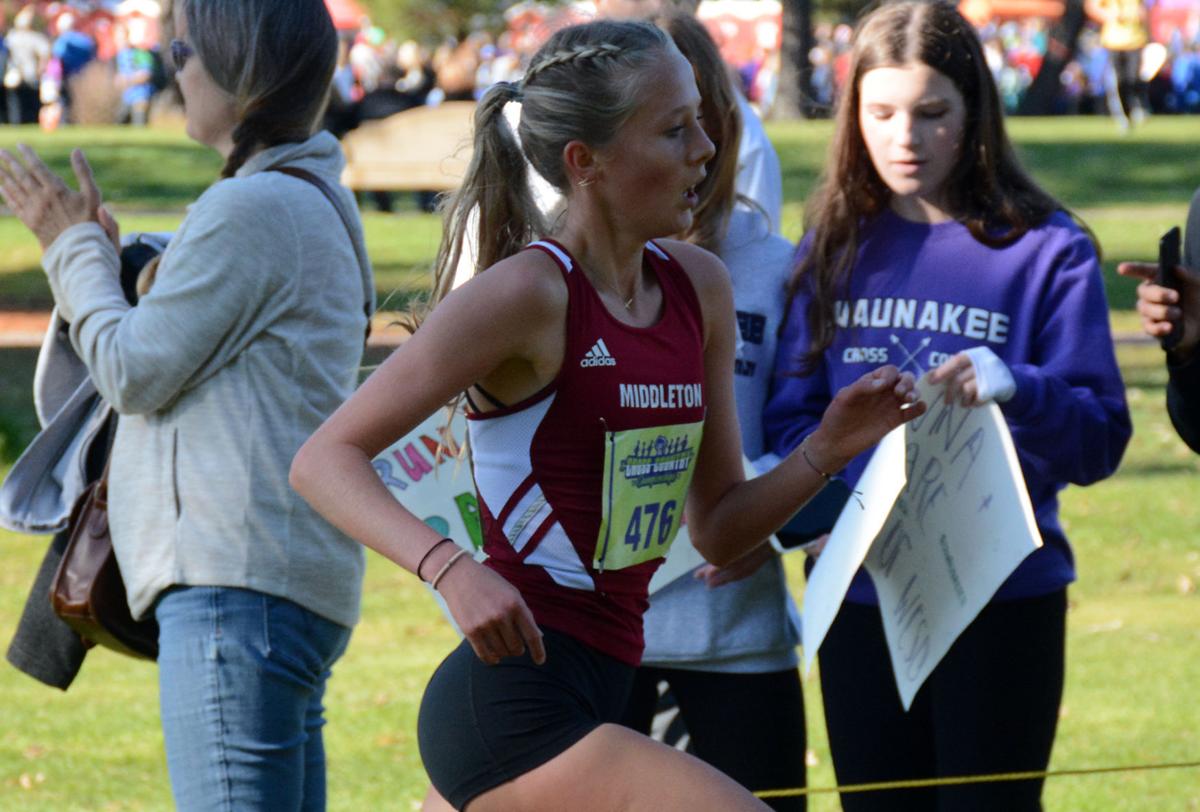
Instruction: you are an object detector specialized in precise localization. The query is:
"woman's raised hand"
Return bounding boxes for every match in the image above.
[805,365,925,475]
[436,556,547,666]
[0,146,105,250]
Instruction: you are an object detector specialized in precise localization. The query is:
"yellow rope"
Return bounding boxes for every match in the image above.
[754,759,1200,799]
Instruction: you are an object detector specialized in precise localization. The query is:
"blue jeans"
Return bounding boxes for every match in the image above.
[155,586,353,812]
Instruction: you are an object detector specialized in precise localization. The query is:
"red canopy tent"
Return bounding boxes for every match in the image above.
[325,0,368,31]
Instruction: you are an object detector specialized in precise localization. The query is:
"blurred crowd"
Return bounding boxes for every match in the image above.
[326,0,1200,128]
[807,5,1200,118]
[2,0,1198,134]
[0,1,163,129]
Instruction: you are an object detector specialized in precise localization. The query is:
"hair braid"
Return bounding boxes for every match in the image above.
[524,43,624,84]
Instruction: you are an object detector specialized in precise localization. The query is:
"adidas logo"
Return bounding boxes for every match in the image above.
[580,338,617,368]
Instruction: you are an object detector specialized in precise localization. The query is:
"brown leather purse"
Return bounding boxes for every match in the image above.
[49,464,159,660]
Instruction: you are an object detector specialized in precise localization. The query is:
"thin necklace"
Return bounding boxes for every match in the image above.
[594,274,635,311]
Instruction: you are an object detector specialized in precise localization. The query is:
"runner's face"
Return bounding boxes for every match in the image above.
[592,48,715,239]
[858,62,966,222]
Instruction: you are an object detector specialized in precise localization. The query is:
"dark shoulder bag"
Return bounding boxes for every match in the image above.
[45,244,165,661]
[49,457,158,660]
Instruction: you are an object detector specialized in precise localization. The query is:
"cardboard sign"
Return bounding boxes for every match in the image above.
[802,376,1042,708]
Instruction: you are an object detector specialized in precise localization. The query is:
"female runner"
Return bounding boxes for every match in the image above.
[292,19,922,812]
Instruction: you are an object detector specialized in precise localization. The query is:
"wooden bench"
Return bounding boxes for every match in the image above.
[339,101,476,192]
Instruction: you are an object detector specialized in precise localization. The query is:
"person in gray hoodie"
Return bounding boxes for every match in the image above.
[0,1,373,809]
[617,15,807,811]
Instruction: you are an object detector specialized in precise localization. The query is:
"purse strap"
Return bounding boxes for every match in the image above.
[93,455,111,510]
[267,165,373,335]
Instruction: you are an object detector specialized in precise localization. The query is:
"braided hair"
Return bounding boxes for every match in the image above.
[184,0,337,178]
[523,43,624,84]
[430,20,672,303]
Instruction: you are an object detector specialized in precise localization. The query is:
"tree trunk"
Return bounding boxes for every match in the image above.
[775,0,815,119]
[1016,0,1087,115]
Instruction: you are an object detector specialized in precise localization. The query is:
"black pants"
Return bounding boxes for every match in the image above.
[5,82,39,125]
[621,666,808,811]
[1112,49,1147,120]
[818,590,1066,811]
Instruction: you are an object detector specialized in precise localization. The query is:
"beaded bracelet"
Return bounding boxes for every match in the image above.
[416,537,454,582]
[431,549,471,591]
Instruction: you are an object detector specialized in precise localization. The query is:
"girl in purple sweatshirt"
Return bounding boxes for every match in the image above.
[763,3,1131,810]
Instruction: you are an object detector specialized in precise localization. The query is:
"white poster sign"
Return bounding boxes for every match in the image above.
[800,428,906,675]
[801,376,1042,708]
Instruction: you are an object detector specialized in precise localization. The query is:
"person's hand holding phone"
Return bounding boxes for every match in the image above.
[1118,226,1200,362]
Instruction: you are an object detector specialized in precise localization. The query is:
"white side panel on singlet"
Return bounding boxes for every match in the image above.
[468,393,555,517]
[468,391,597,592]
[524,524,595,591]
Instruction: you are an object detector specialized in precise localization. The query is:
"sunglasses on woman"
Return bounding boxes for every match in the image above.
[169,39,194,72]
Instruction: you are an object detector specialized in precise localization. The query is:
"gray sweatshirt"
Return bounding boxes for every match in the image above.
[41,132,373,628]
[641,206,801,672]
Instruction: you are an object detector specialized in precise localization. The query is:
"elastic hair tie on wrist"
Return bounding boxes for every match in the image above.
[431,549,471,591]
[417,537,454,583]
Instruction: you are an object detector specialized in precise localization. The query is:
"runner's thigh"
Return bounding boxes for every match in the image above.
[469,723,771,812]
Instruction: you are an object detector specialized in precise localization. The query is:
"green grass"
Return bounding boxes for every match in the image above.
[0,125,222,210]
[0,350,37,463]
[3,116,1198,311]
[0,212,439,312]
[1,116,1199,808]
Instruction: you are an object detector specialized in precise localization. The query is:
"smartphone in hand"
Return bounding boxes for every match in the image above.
[1159,226,1182,350]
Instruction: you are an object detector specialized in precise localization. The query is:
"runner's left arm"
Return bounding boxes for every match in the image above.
[671,242,924,566]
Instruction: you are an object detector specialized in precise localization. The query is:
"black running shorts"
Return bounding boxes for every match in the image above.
[417,627,635,810]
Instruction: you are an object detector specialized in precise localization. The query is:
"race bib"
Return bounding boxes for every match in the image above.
[594,420,704,572]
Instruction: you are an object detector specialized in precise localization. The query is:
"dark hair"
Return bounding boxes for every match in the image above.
[430,19,672,303]
[792,0,1072,372]
[184,0,337,178]
[654,12,742,254]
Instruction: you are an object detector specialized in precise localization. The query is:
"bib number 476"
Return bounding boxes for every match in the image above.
[624,500,678,552]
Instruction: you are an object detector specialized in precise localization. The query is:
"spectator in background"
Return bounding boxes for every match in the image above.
[395,39,435,97]
[1077,29,1113,115]
[1118,191,1200,453]
[432,33,483,103]
[113,22,154,126]
[4,6,50,125]
[1,26,9,124]
[349,24,387,95]
[50,10,96,122]
[1086,0,1150,130]
[765,4,1130,808]
[1167,36,1200,113]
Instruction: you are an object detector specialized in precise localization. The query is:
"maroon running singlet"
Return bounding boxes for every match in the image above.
[467,238,706,665]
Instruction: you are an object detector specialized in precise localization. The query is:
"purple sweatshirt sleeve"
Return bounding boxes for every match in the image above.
[763,288,831,458]
[1001,228,1132,485]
